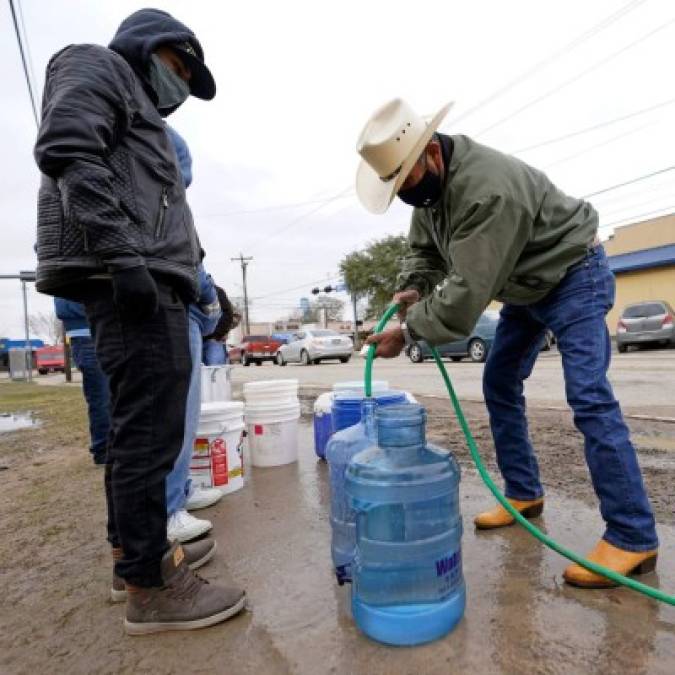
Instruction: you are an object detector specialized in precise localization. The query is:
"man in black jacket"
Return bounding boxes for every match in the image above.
[33,9,245,634]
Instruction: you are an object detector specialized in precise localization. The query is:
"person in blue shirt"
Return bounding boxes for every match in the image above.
[54,299,110,465]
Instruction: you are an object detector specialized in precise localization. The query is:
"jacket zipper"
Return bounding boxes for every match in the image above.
[155,188,168,238]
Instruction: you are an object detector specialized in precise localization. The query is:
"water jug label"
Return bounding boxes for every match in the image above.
[435,548,463,599]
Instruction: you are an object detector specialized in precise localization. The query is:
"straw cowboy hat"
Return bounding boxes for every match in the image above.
[355,99,453,214]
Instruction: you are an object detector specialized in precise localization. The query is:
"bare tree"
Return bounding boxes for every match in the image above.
[29,311,63,344]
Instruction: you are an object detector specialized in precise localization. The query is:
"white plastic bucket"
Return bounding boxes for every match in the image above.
[190,401,245,495]
[333,380,389,395]
[201,365,233,403]
[243,379,299,405]
[245,400,300,467]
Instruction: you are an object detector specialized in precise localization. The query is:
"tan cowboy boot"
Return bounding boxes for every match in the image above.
[474,497,544,530]
[563,540,658,588]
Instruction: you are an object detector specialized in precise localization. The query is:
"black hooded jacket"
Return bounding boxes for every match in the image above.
[33,9,207,301]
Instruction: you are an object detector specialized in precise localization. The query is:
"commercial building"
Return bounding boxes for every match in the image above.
[604,213,675,333]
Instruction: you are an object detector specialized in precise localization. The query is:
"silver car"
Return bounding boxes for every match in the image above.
[616,300,675,353]
[275,329,353,366]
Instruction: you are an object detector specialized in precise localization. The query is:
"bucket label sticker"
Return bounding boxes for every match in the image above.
[194,437,210,456]
[254,424,264,435]
[210,437,229,486]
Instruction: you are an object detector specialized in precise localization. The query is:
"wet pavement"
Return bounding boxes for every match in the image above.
[198,423,675,675]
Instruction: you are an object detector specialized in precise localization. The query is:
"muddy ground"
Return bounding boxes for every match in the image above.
[0,381,673,674]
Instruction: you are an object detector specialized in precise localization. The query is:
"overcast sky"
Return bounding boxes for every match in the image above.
[1,0,674,338]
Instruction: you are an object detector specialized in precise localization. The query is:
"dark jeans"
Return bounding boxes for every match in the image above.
[70,336,110,458]
[483,246,658,552]
[84,282,191,586]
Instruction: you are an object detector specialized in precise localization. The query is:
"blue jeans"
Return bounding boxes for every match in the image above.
[70,336,110,458]
[203,338,227,365]
[483,246,658,552]
[166,317,203,515]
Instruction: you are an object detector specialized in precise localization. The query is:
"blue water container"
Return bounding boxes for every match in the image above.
[326,398,380,583]
[327,390,410,583]
[333,390,407,433]
[313,393,334,459]
[346,404,465,646]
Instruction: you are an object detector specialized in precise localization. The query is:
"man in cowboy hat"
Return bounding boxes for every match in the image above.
[358,98,658,588]
[34,8,245,634]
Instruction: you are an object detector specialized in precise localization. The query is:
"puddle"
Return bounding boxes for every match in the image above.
[633,434,675,452]
[0,412,40,433]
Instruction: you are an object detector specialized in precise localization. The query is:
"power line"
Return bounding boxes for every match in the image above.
[251,274,341,301]
[582,165,675,199]
[244,187,353,253]
[477,15,675,138]
[443,0,647,128]
[600,193,675,218]
[600,204,675,229]
[196,192,355,219]
[8,0,39,127]
[511,96,675,155]
[542,122,653,170]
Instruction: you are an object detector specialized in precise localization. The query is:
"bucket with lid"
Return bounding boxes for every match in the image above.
[333,380,389,396]
[190,401,245,495]
[245,400,300,467]
[200,365,233,403]
[243,379,299,406]
[313,392,334,460]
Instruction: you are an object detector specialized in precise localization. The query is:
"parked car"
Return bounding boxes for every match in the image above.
[229,335,282,366]
[35,345,65,375]
[616,301,675,353]
[276,329,353,366]
[406,310,500,363]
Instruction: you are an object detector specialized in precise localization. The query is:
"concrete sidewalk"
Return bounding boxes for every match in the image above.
[193,424,675,675]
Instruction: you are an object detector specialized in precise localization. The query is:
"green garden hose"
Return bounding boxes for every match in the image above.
[365,304,675,605]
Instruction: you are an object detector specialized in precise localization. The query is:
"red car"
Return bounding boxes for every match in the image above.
[35,345,65,375]
[229,335,281,366]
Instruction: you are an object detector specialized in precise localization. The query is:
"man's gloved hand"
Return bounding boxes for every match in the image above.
[393,288,421,320]
[365,326,406,359]
[112,266,159,320]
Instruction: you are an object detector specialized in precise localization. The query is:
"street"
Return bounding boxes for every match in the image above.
[231,347,675,417]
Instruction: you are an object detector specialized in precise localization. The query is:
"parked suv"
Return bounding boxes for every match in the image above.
[406,310,499,363]
[616,301,675,353]
[276,329,353,365]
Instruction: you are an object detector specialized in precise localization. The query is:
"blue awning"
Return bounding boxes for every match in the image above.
[607,243,675,274]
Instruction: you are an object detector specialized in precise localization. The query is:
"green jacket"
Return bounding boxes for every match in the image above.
[400,134,598,345]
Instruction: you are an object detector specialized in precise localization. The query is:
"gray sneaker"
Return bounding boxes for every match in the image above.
[110,538,218,603]
[124,542,245,635]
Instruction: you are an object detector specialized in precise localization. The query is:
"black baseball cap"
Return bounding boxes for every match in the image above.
[172,41,216,100]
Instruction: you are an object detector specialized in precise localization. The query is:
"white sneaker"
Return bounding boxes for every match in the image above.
[167,509,212,543]
[186,486,223,512]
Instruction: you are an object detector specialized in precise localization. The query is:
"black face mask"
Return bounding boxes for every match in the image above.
[397,154,443,208]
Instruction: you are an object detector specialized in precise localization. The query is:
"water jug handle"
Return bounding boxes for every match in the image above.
[335,565,351,586]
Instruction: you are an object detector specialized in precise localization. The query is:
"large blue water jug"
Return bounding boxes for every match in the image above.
[345,404,464,646]
[326,398,381,584]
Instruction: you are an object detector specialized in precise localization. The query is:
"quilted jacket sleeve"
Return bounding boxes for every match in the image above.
[34,44,143,269]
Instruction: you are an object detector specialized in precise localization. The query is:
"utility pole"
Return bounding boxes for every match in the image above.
[231,253,253,335]
[351,294,361,350]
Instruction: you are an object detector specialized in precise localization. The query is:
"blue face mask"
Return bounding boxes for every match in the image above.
[148,54,190,116]
[397,153,443,209]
